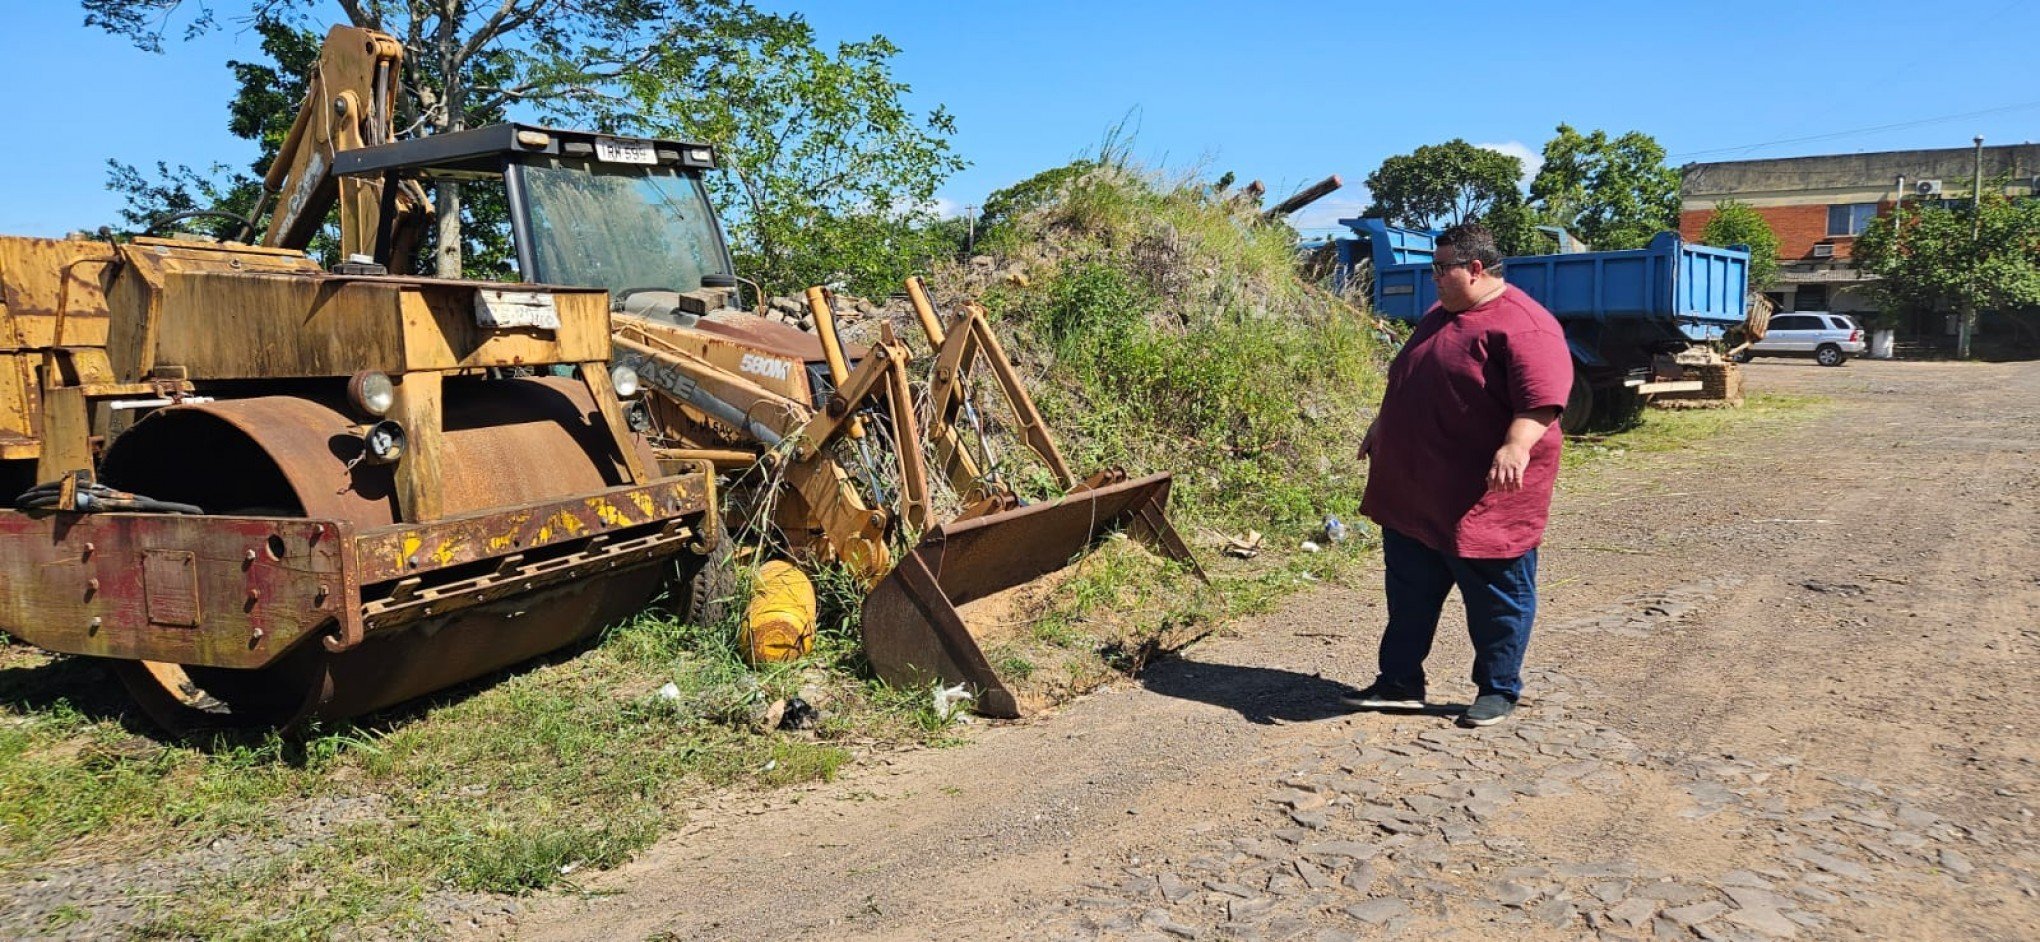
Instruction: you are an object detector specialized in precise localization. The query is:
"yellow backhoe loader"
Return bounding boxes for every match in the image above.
[612,281,1205,716]
[0,26,718,732]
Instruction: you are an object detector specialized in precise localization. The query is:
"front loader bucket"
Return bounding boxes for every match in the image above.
[861,471,1203,718]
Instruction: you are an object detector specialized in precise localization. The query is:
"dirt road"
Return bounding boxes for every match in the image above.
[495,359,2039,942]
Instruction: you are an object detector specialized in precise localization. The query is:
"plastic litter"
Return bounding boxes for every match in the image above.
[1323,514,1348,543]
[656,681,681,701]
[931,682,975,721]
[1222,530,1264,559]
[1300,540,1322,553]
[778,696,820,730]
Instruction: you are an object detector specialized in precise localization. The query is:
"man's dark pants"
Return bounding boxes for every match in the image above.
[1377,526,1537,701]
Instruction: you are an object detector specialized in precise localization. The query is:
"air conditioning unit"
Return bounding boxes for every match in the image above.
[1811,243,1835,258]
[1915,179,1943,196]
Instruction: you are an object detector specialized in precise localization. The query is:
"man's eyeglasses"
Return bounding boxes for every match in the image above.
[1429,259,1476,275]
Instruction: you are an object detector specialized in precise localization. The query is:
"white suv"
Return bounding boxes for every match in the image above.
[1740,311,1866,367]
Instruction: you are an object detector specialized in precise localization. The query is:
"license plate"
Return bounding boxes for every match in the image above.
[474,289,560,330]
[594,137,656,165]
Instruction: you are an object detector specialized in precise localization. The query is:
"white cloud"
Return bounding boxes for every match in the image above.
[1476,141,1543,190]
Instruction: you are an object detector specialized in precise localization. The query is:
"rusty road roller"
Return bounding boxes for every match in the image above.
[0,235,715,731]
[0,25,717,731]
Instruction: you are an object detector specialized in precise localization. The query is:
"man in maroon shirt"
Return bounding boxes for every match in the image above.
[1344,223,1573,727]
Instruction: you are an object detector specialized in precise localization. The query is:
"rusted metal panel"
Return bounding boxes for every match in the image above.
[861,472,1199,718]
[358,522,693,633]
[0,511,357,669]
[142,549,201,627]
[0,236,118,351]
[390,369,445,523]
[150,269,412,377]
[32,386,89,481]
[350,474,707,585]
[105,240,606,379]
[401,286,608,369]
[0,351,36,450]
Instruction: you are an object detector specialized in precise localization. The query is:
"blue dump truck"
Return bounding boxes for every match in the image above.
[1334,219,1751,433]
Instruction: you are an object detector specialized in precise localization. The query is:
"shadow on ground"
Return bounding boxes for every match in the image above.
[1137,656,1471,725]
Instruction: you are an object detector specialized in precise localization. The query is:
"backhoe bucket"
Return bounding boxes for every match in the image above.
[861,471,1203,717]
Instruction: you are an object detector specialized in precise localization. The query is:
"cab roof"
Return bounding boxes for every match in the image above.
[335,123,716,180]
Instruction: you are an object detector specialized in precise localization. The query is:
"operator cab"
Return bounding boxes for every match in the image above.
[335,123,739,325]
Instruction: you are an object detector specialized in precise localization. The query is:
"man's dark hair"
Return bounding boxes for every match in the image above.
[1435,223,1504,270]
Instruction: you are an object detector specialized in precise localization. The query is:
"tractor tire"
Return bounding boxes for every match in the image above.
[1560,371,1593,436]
[667,543,738,629]
[1591,385,1647,432]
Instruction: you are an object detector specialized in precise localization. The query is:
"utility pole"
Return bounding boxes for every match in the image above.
[965,205,977,255]
[1958,136,1983,358]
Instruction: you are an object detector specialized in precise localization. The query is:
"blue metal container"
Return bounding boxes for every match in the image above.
[1337,223,1750,373]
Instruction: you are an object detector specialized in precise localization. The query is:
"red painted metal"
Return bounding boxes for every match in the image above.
[0,512,354,669]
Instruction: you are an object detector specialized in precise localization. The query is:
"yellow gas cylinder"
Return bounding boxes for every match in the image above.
[740,560,817,665]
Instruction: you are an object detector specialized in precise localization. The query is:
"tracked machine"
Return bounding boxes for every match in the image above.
[0,27,717,730]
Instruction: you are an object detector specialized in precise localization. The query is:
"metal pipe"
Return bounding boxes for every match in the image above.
[804,287,863,439]
[905,276,947,348]
[108,396,217,411]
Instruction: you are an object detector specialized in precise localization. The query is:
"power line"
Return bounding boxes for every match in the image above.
[1671,100,2040,161]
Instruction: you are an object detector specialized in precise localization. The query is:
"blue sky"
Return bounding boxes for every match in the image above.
[2,1,2035,240]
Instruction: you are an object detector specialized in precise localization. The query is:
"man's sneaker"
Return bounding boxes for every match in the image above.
[1340,679,1425,710]
[1459,693,1516,727]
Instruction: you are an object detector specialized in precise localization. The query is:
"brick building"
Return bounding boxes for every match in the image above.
[1679,144,2039,322]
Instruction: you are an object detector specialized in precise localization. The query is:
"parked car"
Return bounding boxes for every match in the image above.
[1740,311,1865,366]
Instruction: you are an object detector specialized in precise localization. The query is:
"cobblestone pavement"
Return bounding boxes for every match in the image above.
[1035,665,2028,941]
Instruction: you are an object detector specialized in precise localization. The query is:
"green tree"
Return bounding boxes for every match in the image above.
[1699,200,1782,291]
[1480,199,1556,258]
[1853,190,2040,331]
[979,160,1100,240]
[102,17,515,276]
[1529,124,1679,251]
[87,0,764,277]
[625,14,965,297]
[1363,140,1522,229]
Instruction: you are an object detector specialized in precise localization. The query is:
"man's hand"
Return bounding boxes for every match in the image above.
[1488,442,1531,491]
[1488,406,1560,492]
[1357,424,1377,461]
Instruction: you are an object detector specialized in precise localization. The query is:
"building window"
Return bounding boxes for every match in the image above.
[1827,203,1879,236]
[1795,285,1829,311]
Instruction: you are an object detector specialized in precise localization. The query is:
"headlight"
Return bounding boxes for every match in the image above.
[362,420,406,465]
[610,363,641,398]
[348,371,396,417]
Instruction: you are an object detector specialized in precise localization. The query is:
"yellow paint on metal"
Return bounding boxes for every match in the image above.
[400,534,422,568]
[587,496,632,528]
[627,490,656,518]
[740,560,816,665]
[432,540,457,567]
